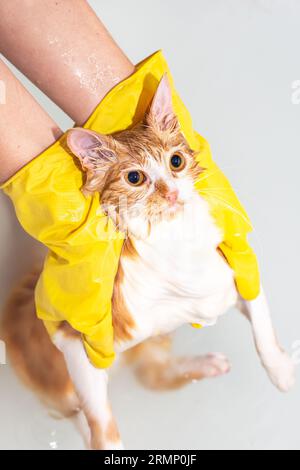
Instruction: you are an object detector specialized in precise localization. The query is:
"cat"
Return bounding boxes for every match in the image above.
[1,75,295,450]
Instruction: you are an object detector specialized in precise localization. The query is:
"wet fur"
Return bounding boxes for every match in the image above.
[0,107,211,446]
[1,271,79,417]
[1,76,295,450]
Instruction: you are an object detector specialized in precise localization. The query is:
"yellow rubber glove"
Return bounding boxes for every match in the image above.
[1,51,260,368]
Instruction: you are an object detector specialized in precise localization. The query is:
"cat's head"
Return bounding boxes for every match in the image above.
[67,75,202,239]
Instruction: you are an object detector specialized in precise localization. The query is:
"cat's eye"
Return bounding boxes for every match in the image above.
[170,154,186,172]
[126,170,146,187]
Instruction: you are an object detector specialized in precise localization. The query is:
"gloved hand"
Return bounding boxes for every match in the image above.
[1,51,260,368]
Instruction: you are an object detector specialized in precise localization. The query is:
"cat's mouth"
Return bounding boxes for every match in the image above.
[148,198,185,222]
[106,197,186,236]
[165,199,184,213]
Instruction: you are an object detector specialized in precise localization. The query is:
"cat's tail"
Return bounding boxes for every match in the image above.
[0,268,79,418]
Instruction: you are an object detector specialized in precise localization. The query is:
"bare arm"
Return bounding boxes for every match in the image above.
[0,0,134,125]
[0,0,134,182]
[0,59,62,183]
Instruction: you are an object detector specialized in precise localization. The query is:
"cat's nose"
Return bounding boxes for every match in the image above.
[166,189,179,205]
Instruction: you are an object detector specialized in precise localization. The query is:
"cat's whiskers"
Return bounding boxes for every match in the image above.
[197,190,254,229]
[195,167,226,183]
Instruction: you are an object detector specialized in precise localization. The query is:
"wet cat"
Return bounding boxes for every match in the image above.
[1,75,295,450]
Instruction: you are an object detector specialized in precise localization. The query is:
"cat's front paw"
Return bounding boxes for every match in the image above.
[264,351,296,393]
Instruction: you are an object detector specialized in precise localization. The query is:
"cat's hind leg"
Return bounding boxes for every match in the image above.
[125,335,231,391]
[237,288,295,392]
[53,326,123,450]
[1,271,80,418]
[1,271,122,450]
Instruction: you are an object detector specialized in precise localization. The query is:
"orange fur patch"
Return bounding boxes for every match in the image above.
[155,178,170,198]
[1,270,78,415]
[85,414,104,450]
[112,263,136,344]
[122,237,138,260]
[105,417,121,443]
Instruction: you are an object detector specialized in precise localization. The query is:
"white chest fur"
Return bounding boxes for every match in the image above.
[116,193,237,352]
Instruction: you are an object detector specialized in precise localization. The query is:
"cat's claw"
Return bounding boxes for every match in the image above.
[264,351,296,393]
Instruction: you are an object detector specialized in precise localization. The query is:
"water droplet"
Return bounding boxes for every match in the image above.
[49,441,58,450]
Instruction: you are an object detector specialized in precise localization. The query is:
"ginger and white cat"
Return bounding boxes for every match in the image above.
[1,76,295,450]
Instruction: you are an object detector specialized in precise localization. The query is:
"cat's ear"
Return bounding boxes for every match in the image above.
[67,128,117,172]
[146,74,179,132]
[67,128,118,195]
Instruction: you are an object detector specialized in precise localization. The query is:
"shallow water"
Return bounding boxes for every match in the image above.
[0,0,300,450]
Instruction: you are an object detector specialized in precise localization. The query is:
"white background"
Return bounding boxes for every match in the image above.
[0,0,299,450]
